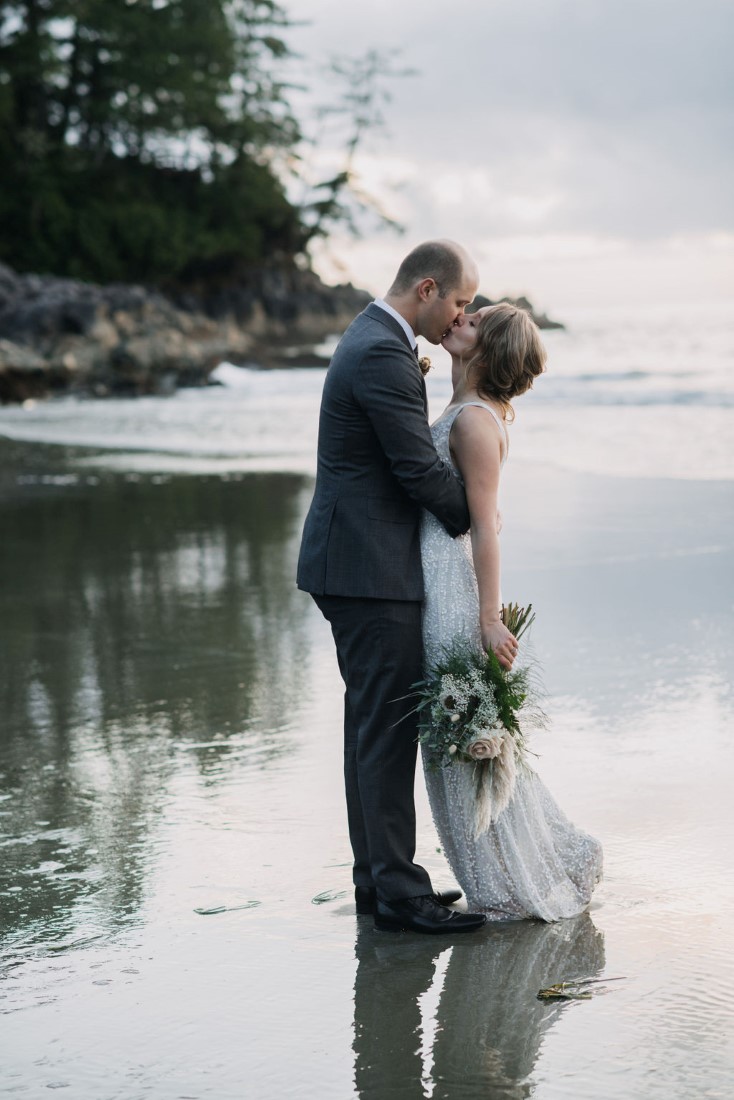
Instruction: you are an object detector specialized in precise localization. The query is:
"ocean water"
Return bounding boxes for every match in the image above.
[1,301,733,1098]
[0,302,733,480]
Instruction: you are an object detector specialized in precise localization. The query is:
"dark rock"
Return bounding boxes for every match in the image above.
[0,266,261,403]
[0,338,46,372]
[470,294,565,330]
[0,338,70,403]
[171,264,371,337]
[0,263,19,304]
[0,261,373,402]
[0,260,563,404]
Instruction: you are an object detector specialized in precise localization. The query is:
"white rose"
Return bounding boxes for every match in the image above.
[467,734,503,761]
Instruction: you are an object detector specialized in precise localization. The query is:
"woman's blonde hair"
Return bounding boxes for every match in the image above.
[466,303,547,421]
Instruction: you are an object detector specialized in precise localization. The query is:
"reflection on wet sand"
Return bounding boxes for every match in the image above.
[2,436,733,1097]
[0,450,314,950]
[353,913,605,1100]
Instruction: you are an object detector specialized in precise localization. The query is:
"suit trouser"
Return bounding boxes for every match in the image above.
[313,595,433,901]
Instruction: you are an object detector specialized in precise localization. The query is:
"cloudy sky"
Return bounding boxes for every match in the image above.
[284,0,733,310]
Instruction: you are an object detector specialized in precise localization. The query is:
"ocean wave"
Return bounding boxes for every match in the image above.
[567,369,700,383]
[533,389,734,408]
[571,369,655,382]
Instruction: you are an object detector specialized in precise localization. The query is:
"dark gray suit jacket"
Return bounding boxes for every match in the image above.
[296,303,470,601]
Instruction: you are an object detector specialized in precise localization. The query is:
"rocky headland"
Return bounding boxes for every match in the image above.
[0,262,563,404]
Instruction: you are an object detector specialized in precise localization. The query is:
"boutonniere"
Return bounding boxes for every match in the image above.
[418,356,432,377]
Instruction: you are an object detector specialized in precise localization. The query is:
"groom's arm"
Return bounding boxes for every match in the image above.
[353,340,470,536]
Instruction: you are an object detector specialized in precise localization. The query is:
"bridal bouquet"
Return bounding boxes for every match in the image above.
[412,604,544,835]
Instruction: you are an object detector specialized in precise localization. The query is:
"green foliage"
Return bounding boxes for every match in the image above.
[410,639,535,770]
[0,143,302,282]
[0,0,306,281]
[410,603,547,778]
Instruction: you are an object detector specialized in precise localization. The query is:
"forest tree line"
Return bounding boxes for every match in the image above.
[0,0,376,286]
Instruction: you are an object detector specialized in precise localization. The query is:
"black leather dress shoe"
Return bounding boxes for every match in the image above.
[355,885,463,916]
[374,895,486,935]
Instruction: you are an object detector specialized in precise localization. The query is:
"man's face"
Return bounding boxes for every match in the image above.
[418,270,479,344]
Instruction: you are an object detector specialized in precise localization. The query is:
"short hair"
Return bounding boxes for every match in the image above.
[467,303,547,421]
[388,241,465,299]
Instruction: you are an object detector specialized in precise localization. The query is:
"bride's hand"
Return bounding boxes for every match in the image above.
[481,619,518,670]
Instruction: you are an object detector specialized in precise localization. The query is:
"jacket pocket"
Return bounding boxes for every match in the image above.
[367,497,414,524]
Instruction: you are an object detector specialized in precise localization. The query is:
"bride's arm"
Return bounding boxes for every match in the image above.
[450,406,518,671]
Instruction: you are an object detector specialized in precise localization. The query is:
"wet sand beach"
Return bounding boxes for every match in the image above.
[1,428,732,1098]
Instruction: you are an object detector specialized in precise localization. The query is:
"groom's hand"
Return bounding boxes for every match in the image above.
[481,620,519,670]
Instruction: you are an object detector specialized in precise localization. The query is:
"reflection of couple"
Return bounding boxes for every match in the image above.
[352,910,605,1098]
[297,241,602,933]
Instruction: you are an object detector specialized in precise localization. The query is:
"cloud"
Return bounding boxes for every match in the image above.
[287,0,733,234]
[286,0,734,303]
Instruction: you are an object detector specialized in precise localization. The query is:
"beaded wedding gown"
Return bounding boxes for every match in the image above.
[421,402,603,920]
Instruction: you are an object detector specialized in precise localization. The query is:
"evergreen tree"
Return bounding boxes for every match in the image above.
[0,0,306,282]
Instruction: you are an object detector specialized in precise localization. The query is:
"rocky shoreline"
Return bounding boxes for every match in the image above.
[0,262,371,404]
[0,262,563,404]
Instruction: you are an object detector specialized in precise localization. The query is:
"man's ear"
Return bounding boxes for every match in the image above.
[417,278,436,302]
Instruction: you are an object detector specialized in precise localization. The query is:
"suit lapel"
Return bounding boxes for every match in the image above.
[363,302,415,354]
[363,304,425,411]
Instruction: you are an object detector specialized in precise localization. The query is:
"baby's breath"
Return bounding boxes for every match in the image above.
[409,606,546,827]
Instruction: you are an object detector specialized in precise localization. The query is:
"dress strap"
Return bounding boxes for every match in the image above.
[453,400,508,461]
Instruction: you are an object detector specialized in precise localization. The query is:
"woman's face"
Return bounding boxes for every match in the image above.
[441,306,490,356]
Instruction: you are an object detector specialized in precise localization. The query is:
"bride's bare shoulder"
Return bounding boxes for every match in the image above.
[450,403,505,451]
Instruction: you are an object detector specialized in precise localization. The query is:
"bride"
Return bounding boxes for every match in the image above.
[421,302,603,921]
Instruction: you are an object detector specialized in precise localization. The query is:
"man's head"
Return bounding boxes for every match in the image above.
[385,240,480,344]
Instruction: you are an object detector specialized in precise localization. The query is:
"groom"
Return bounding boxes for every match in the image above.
[297,240,486,935]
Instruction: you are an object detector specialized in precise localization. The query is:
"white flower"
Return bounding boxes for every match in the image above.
[438,674,470,713]
[467,733,504,761]
[474,699,500,728]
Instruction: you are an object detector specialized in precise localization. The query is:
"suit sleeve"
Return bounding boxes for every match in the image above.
[352,340,470,537]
